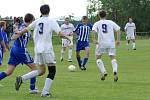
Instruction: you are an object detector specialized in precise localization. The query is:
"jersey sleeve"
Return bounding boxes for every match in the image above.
[74,24,80,32]
[28,20,37,31]
[92,22,98,33]
[124,23,128,30]
[2,32,9,43]
[52,20,61,34]
[112,21,120,31]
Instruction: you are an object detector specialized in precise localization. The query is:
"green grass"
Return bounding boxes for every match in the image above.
[0,39,150,100]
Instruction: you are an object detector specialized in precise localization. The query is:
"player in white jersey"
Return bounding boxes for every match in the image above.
[15,5,68,97]
[92,11,120,82]
[60,17,75,62]
[124,17,136,50]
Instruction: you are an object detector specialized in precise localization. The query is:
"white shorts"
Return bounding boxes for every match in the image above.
[126,34,135,40]
[62,37,73,47]
[34,52,56,65]
[95,45,116,56]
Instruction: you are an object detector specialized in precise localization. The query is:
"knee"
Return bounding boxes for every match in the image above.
[5,71,13,76]
[38,69,46,76]
[47,66,56,80]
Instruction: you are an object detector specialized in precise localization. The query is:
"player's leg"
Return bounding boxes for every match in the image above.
[109,48,118,82]
[68,46,72,62]
[60,47,66,62]
[95,46,107,80]
[41,52,56,97]
[76,51,82,69]
[26,63,39,94]
[15,53,46,91]
[82,46,90,70]
[126,36,130,50]
[41,63,56,97]
[0,65,16,80]
[131,38,136,50]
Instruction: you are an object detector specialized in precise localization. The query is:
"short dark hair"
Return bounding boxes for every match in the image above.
[99,11,107,18]
[40,4,50,15]
[24,13,34,23]
[82,16,88,20]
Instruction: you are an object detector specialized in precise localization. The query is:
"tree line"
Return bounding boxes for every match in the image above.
[87,0,150,32]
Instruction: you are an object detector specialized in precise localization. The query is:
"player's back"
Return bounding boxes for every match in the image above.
[93,19,120,47]
[31,16,60,53]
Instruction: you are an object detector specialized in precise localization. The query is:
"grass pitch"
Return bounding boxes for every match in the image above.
[0,39,150,100]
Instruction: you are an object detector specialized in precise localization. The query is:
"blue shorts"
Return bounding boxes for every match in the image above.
[76,41,89,52]
[8,46,34,67]
[0,48,4,65]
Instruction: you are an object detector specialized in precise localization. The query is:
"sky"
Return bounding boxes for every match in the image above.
[0,0,87,18]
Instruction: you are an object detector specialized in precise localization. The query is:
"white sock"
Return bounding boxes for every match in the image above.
[68,48,72,59]
[42,78,53,94]
[96,59,106,74]
[111,59,118,73]
[22,70,39,81]
[61,48,65,59]
[132,43,136,49]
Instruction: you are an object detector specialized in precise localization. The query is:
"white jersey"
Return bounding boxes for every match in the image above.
[29,16,61,53]
[92,19,120,48]
[61,23,75,35]
[124,22,136,35]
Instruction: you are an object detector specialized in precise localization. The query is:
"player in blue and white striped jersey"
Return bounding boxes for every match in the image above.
[74,16,92,70]
[0,14,38,93]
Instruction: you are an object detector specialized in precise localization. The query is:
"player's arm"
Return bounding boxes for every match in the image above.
[134,23,136,37]
[0,33,7,52]
[124,24,127,34]
[92,30,98,44]
[92,23,98,44]
[115,30,121,46]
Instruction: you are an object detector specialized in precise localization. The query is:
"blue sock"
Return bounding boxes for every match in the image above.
[0,72,7,80]
[77,57,82,67]
[30,77,36,90]
[83,58,88,67]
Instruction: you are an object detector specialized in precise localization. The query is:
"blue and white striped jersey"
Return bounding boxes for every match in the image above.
[13,22,31,48]
[75,23,92,42]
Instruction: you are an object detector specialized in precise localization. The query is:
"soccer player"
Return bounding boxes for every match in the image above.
[74,16,92,70]
[60,17,75,62]
[15,4,68,97]
[0,21,10,51]
[92,11,120,82]
[124,17,136,50]
[0,13,38,93]
[0,21,7,66]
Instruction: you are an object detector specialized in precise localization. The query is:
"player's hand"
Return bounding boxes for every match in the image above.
[116,41,120,46]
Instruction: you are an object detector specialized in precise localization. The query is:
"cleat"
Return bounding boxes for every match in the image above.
[41,93,52,97]
[80,66,86,70]
[60,58,63,62]
[114,72,118,82]
[67,59,72,62]
[133,48,136,50]
[15,76,23,91]
[101,73,108,81]
[29,88,39,94]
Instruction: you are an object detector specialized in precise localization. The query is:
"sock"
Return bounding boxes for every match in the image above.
[0,72,7,80]
[30,77,36,90]
[68,48,72,60]
[22,70,39,81]
[77,57,82,67]
[96,59,106,74]
[132,43,136,49]
[111,59,118,73]
[83,57,88,67]
[42,78,53,94]
[61,48,65,59]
